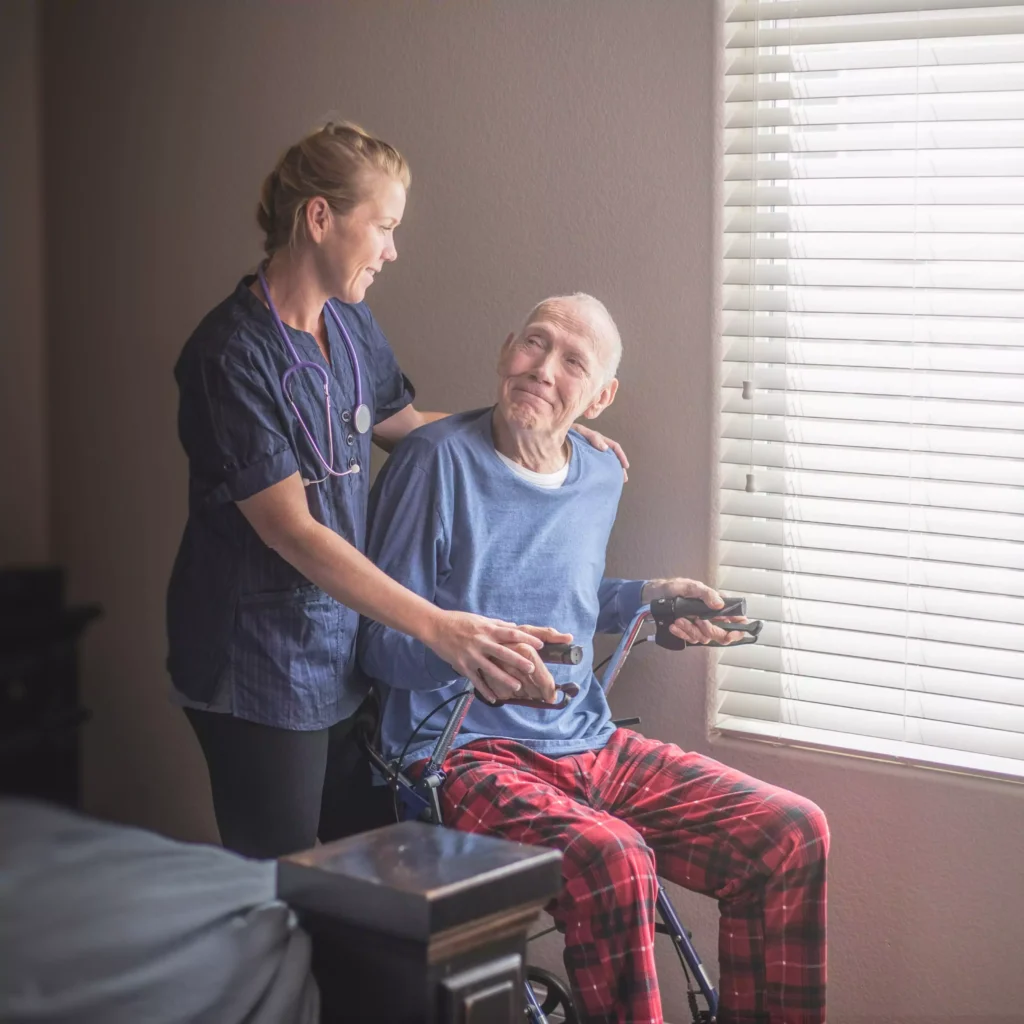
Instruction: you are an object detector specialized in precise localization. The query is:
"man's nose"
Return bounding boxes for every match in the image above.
[529,351,557,383]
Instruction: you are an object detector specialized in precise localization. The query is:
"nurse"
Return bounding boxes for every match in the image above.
[167,122,626,858]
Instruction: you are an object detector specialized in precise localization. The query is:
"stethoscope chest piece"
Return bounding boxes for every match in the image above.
[354,403,371,435]
[258,264,370,482]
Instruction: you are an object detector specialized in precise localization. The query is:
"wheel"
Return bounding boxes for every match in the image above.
[525,966,578,1023]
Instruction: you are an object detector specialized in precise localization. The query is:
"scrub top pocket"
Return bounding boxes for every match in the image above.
[228,585,346,728]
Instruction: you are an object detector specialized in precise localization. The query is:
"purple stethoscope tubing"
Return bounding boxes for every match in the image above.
[257,265,370,484]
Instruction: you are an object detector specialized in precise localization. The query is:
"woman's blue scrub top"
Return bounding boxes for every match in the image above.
[166,276,414,729]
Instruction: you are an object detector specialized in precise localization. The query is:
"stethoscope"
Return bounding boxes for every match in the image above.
[258,265,371,485]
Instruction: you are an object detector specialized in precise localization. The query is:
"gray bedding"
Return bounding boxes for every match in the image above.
[0,799,319,1024]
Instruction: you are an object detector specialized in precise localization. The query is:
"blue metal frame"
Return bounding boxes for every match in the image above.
[523,980,548,1024]
[376,606,721,1023]
[657,884,718,1020]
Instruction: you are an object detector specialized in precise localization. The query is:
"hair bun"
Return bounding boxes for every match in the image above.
[256,122,410,256]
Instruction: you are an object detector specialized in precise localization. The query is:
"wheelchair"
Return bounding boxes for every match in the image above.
[359,595,763,1024]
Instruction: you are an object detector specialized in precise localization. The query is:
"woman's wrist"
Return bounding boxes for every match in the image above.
[414,603,447,651]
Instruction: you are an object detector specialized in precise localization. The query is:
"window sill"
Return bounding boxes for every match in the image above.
[711,717,1024,786]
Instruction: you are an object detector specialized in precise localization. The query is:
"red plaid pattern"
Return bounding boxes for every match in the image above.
[429,728,828,1024]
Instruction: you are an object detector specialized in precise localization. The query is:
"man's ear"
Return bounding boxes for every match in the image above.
[582,378,619,419]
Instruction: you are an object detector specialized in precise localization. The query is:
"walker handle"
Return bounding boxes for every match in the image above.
[651,596,747,620]
[477,642,583,709]
[537,642,583,665]
[650,596,763,651]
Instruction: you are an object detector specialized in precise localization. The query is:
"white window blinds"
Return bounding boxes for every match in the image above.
[718,0,1024,781]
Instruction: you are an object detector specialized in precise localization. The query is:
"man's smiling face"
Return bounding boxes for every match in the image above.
[497,298,617,438]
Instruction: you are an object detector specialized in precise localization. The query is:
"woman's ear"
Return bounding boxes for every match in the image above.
[305,197,332,243]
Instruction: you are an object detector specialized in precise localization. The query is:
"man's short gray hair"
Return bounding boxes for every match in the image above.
[521,293,622,385]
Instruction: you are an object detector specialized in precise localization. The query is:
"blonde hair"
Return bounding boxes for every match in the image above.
[256,121,411,255]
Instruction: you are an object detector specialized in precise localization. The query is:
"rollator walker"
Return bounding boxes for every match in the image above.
[361,595,763,1024]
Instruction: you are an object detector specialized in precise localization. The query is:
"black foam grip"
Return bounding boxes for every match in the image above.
[650,595,747,621]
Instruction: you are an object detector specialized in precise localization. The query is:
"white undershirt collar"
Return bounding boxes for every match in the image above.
[495,448,569,488]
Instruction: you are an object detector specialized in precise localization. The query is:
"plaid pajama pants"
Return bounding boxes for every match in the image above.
[427,728,828,1024]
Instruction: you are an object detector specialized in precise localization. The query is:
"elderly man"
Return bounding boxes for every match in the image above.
[359,294,828,1024]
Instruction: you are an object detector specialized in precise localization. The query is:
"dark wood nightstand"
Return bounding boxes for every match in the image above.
[279,819,563,1023]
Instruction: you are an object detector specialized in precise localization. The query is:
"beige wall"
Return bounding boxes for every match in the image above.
[1,0,49,564]
[38,2,1024,1021]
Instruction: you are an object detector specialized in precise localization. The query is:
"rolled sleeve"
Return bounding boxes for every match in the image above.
[424,648,459,685]
[177,348,298,506]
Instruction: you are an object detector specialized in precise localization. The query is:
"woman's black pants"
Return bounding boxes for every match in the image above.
[184,706,392,859]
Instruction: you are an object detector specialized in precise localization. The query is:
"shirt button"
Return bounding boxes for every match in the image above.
[346,433,354,445]
[348,457,358,470]
[341,410,352,423]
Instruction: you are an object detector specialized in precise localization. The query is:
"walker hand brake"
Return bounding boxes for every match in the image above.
[649,596,763,651]
[488,681,581,710]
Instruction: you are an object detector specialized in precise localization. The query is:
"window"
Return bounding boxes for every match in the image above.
[718,1,1024,781]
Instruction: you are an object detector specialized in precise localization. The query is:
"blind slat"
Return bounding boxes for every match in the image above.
[726,0,1024,23]
[723,233,1024,260]
[724,597,1024,652]
[724,260,1024,290]
[720,641,1024,690]
[723,623,1024,679]
[721,362,1024,401]
[720,671,1024,729]
[724,207,1024,233]
[720,465,1024,515]
[725,180,1024,205]
[723,338,1024,371]
[721,312,1021,344]
[726,67,1024,103]
[720,439,1024,489]
[721,413,1024,459]
[726,124,1024,153]
[720,491,1024,543]
[727,14,1024,48]
[725,153,1024,181]
[719,565,1024,623]
[721,388,1024,431]
[722,664,1024,709]
[720,540,1024,595]
[726,40,1024,75]
[726,95,1024,129]
[718,684,1024,739]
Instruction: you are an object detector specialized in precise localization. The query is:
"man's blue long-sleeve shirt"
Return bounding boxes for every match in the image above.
[359,408,644,766]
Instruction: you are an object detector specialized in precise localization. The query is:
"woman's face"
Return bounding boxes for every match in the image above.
[319,173,406,303]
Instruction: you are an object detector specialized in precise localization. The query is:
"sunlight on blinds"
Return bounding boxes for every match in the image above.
[719,0,1024,780]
